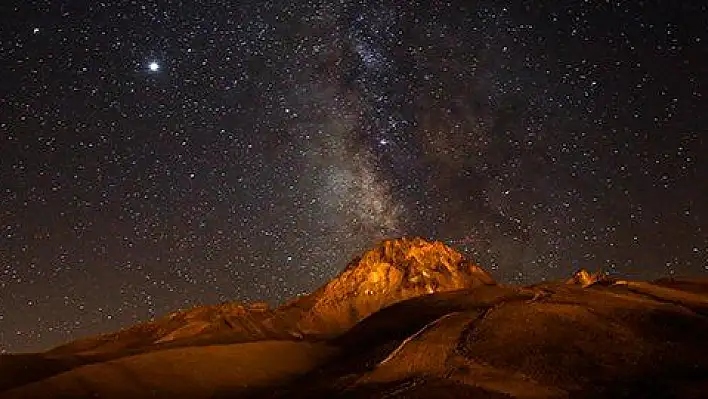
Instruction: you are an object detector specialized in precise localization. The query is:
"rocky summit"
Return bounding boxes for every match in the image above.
[295,237,495,335]
[2,238,708,399]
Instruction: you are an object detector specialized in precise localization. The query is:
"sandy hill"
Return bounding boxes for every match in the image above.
[2,237,707,398]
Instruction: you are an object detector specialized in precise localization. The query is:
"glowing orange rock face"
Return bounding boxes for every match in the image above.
[296,237,495,335]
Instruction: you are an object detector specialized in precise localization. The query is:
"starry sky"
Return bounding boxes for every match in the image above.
[1,1,707,353]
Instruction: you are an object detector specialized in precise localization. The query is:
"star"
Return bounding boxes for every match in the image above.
[1,0,707,354]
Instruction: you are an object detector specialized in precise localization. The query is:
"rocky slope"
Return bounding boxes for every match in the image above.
[47,302,296,356]
[48,237,493,357]
[294,237,495,336]
[272,279,708,398]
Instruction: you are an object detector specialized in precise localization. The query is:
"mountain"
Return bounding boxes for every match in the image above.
[294,237,495,336]
[47,237,493,357]
[2,237,708,398]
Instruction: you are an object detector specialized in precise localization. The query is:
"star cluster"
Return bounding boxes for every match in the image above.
[1,1,707,352]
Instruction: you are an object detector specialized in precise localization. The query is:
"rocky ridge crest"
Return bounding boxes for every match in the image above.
[49,237,494,354]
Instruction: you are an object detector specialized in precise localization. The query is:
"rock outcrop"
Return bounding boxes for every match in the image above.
[565,268,613,288]
[295,237,494,335]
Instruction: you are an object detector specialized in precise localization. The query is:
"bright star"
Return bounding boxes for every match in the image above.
[148,62,159,72]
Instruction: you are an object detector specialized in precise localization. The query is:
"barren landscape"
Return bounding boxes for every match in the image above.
[2,238,707,398]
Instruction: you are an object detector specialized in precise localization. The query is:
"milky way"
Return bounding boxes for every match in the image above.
[1,1,707,352]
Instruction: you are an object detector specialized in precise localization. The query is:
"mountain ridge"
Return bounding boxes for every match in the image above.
[3,237,708,398]
[48,237,493,356]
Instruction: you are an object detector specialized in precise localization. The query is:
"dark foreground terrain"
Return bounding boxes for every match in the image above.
[2,238,707,398]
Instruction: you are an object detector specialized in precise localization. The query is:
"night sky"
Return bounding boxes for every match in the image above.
[1,1,707,353]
